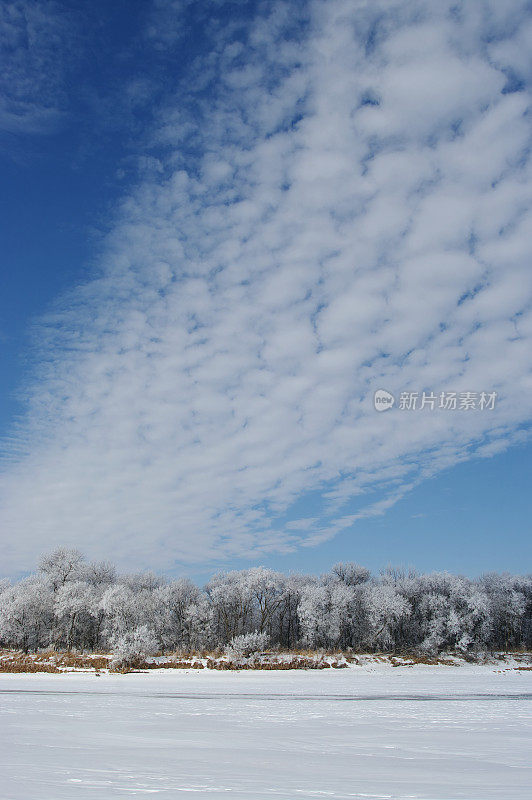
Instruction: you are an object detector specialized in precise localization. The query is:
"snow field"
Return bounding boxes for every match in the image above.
[0,663,531,799]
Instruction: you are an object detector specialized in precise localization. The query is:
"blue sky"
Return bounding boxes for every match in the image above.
[1,0,531,579]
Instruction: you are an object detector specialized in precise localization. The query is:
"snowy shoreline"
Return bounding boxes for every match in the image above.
[1,648,531,675]
[1,652,531,686]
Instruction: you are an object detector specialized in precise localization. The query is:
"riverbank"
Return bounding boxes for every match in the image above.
[1,647,531,674]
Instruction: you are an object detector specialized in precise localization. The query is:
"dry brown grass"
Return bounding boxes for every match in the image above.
[0,657,61,674]
[4,648,527,673]
[144,660,205,670]
[0,650,111,673]
[51,653,110,670]
[1,649,348,673]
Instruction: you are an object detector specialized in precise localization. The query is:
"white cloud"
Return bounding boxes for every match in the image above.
[1,0,531,574]
[0,0,75,136]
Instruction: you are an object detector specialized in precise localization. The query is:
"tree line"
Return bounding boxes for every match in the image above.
[1,548,531,655]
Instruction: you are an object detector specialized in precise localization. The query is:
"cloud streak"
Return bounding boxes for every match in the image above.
[0,0,76,137]
[1,0,532,574]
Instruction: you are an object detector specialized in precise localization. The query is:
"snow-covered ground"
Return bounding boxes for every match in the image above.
[1,662,531,799]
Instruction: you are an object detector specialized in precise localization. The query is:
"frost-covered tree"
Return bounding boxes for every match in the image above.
[364,583,411,651]
[54,580,98,651]
[184,596,216,651]
[480,573,528,650]
[0,577,54,652]
[100,580,168,651]
[414,573,491,654]
[298,579,364,649]
[100,584,140,642]
[276,573,309,647]
[206,570,255,642]
[155,578,201,650]
[245,567,285,634]
[121,571,166,592]
[83,561,117,587]
[331,562,370,587]
[1,548,530,655]
[38,548,85,592]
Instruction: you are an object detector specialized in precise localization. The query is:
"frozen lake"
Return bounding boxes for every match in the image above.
[1,664,531,799]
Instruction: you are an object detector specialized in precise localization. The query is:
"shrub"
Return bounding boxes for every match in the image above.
[224,631,269,663]
[110,625,158,670]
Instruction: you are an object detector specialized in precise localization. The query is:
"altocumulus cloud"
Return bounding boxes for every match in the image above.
[1,0,532,573]
[0,0,75,138]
